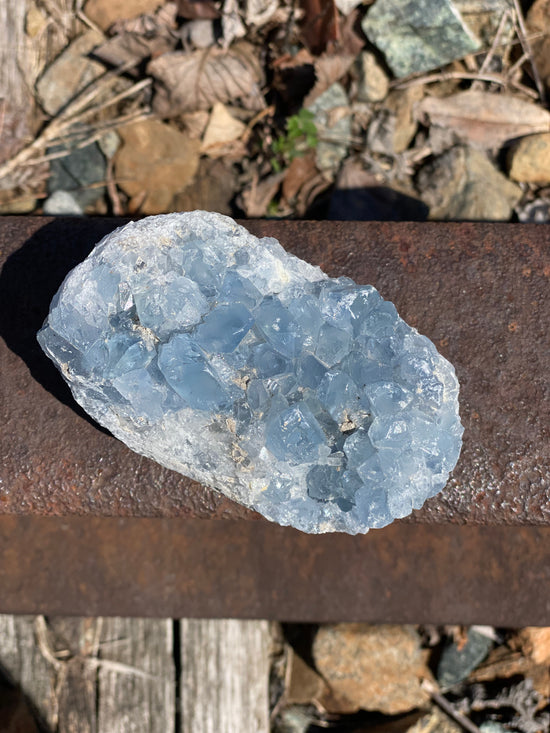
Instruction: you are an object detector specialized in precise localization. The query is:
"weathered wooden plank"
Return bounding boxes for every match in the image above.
[0,615,57,729]
[46,618,99,733]
[0,0,27,107]
[97,618,175,733]
[179,619,272,733]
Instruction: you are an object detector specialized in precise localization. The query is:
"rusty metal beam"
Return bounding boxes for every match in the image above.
[0,217,548,525]
[0,516,549,624]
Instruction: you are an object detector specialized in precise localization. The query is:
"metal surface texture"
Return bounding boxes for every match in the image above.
[0,217,548,524]
[1,516,549,624]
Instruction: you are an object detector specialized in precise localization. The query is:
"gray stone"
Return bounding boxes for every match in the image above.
[437,629,493,687]
[43,190,83,216]
[36,30,105,116]
[417,146,521,221]
[362,0,480,78]
[47,142,107,211]
[307,83,351,172]
[37,212,463,535]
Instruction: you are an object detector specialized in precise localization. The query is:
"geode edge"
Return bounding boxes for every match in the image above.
[38,211,463,535]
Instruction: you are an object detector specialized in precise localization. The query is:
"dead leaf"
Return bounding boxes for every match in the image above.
[300,0,339,54]
[339,8,366,57]
[182,110,210,138]
[281,151,318,201]
[173,157,238,213]
[417,90,550,148]
[238,171,285,216]
[303,52,356,107]
[176,0,221,18]
[148,42,265,116]
[201,102,247,156]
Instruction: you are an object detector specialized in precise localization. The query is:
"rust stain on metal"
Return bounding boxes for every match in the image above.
[0,217,548,524]
[0,516,550,624]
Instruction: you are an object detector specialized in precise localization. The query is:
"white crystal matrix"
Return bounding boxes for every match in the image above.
[38,212,463,534]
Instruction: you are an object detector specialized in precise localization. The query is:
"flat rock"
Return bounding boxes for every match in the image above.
[312,624,430,714]
[437,629,493,687]
[362,0,480,78]
[114,121,200,214]
[307,83,351,172]
[357,52,389,103]
[36,30,105,116]
[47,142,107,210]
[37,213,463,535]
[417,147,521,220]
[509,133,550,184]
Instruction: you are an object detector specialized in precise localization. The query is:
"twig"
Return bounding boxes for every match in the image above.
[422,680,483,733]
[511,0,546,103]
[472,9,513,91]
[392,70,539,98]
[392,70,512,89]
[0,72,150,183]
[106,157,123,215]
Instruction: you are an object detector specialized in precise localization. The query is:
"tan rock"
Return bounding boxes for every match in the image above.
[84,0,162,31]
[357,52,389,104]
[35,30,105,116]
[115,120,200,214]
[509,133,550,184]
[418,147,521,221]
[285,647,328,705]
[312,624,430,715]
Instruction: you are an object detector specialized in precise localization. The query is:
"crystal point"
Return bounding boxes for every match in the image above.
[38,212,463,534]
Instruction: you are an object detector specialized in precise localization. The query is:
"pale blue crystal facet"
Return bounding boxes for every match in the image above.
[37,212,464,534]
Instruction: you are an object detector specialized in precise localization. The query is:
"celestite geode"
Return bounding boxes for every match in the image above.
[38,212,463,534]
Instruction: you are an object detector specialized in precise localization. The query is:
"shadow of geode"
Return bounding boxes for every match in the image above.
[0,217,127,424]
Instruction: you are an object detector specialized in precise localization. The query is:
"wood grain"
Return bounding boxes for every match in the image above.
[97,618,175,733]
[179,619,272,733]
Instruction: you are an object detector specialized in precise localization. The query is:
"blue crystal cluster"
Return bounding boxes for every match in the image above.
[38,212,463,534]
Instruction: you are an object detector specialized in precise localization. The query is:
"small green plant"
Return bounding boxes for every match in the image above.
[270,109,318,172]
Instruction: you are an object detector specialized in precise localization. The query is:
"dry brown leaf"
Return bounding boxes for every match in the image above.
[148,42,265,116]
[238,171,285,217]
[201,102,247,156]
[303,52,356,107]
[417,90,550,149]
[300,0,339,54]
[281,151,318,202]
